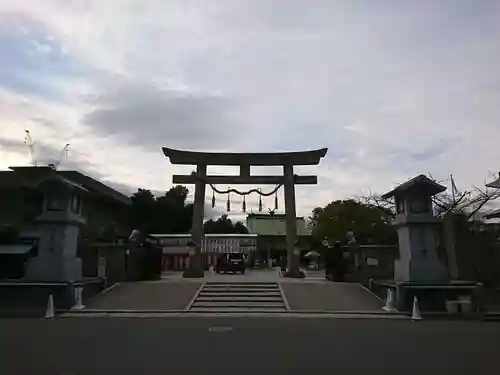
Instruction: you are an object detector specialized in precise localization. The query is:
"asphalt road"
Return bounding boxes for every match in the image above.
[1,317,499,375]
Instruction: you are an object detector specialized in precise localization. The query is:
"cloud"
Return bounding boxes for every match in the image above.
[1,0,500,220]
[82,79,238,151]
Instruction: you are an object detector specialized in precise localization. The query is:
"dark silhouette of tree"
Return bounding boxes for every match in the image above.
[130,189,156,233]
[130,185,193,234]
[204,214,249,234]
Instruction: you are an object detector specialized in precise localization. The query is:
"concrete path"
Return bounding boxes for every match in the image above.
[80,270,383,314]
[86,281,202,310]
[280,282,384,312]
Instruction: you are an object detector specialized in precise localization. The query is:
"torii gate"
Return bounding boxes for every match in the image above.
[162,147,328,278]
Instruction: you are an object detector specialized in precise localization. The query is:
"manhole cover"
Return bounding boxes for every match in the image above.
[208,326,233,333]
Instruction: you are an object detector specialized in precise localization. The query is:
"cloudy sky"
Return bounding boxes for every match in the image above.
[1,0,500,219]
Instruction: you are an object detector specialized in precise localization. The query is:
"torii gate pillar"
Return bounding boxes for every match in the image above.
[163,147,328,278]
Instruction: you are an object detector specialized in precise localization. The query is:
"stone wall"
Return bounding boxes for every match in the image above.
[443,214,500,285]
[340,244,399,283]
[80,243,128,285]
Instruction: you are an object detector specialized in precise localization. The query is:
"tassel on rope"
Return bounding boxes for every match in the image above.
[274,189,279,210]
[242,195,246,213]
[226,190,231,212]
[211,189,216,208]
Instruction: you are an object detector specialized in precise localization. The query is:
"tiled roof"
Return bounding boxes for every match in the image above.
[486,177,500,189]
[382,174,447,199]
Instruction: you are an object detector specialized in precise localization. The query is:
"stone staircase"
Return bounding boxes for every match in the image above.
[189,282,287,312]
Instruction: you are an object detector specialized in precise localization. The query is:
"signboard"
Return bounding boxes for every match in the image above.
[367,257,379,266]
[98,257,106,277]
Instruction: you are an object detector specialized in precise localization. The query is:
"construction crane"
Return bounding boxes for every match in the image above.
[24,130,37,166]
[49,143,70,170]
[25,130,70,169]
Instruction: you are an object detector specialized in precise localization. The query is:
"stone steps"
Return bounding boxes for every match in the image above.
[192,301,286,308]
[196,296,283,302]
[200,291,282,296]
[190,282,287,312]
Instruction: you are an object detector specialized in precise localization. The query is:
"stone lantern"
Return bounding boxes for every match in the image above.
[24,174,87,282]
[381,174,448,282]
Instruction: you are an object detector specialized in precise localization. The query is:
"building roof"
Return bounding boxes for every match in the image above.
[59,171,131,206]
[381,174,447,199]
[0,167,131,206]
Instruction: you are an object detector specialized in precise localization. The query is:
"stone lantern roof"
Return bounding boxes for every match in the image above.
[486,173,500,189]
[381,174,447,199]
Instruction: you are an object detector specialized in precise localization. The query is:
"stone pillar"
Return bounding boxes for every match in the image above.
[283,163,304,278]
[183,164,206,278]
[192,164,207,245]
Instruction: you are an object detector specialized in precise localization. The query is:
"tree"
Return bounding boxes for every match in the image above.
[310,200,397,245]
[204,214,249,234]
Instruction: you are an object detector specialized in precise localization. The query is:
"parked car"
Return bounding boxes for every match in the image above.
[216,253,246,274]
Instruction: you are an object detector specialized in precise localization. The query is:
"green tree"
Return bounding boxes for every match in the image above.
[204,214,249,234]
[310,200,396,245]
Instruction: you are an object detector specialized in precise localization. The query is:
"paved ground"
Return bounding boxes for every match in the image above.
[0,318,498,374]
[86,281,202,310]
[281,282,384,311]
[84,271,383,312]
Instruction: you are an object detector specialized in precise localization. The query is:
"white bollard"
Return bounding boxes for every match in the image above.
[382,288,397,312]
[411,296,422,321]
[71,287,85,310]
[45,294,55,319]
